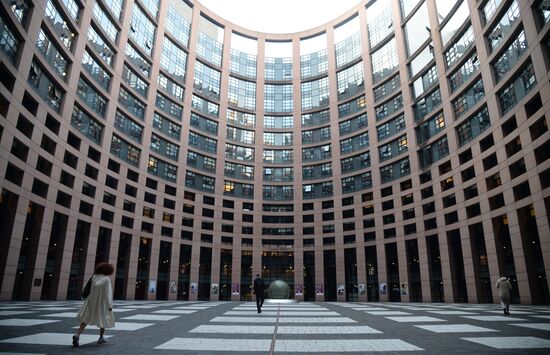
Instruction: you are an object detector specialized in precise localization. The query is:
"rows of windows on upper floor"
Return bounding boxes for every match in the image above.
[4,2,536,197]
[5,0,525,113]
[31,0,484,82]
[5,0,540,131]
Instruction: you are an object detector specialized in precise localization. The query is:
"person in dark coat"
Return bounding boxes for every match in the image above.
[253,274,266,313]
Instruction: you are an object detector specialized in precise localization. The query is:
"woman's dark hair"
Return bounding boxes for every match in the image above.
[95,262,115,275]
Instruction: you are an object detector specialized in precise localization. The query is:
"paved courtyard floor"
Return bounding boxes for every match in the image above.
[0,300,549,354]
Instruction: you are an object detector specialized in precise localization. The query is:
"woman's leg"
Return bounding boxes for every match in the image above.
[77,322,87,336]
[98,327,107,343]
[72,323,86,347]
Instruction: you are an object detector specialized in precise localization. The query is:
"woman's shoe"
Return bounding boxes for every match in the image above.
[72,335,79,348]
[98,336,107,344]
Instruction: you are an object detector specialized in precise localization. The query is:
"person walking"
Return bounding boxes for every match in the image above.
[72,262,116,347]
[496,276,512,315]
[253,274,266,313]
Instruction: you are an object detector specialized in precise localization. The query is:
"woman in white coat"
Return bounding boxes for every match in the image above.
[72,262,115,347]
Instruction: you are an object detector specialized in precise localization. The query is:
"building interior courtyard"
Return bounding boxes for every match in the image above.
[0,0,550,309]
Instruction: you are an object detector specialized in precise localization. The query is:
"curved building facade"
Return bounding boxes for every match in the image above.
[0,0,549,304]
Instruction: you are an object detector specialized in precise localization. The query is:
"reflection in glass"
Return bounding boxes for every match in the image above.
[404,2,430,55]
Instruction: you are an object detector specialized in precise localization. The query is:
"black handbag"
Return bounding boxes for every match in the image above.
[81,276,93,299]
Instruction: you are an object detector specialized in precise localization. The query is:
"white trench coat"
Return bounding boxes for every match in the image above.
[76,274,115,328]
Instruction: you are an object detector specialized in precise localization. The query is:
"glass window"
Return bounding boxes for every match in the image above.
[77,77,107,117]
[160,37,187,81]
[150,156,178,182]
[263,185,294,201]
[335,33,362,68]
[375,94,403,121]
[36,28,68,80]
[449,51,479,92]
[371,38,398,84]
[153,112,181,140]
[122,64,148,98]
[498,62,536,114]
[228,109,256,127]
[140,0,159,17]
[404,2,430,55]
[481,0,503,24]
[119,86,145,120]
[456,106,491,146]
[264,115,293,129]
[264,167,294,182]
[125,43,151,77]
[380,157,410,183]
[111,134,140,166]
[114,110,143,143]
[150,133,179,161]
[158,73,184,100]
[191,112,218,134]
[302,126,331,144]
[225,143,254,161]
[263,149,294,164]
[416,111,445,144]
[189,131,218,154]
[340,113,368,135]
[227,126,255,144]
[92,2,118,43]
[334,15,360,44]
[156,93,183,120]
[302,144,332,162]
[412,65,438,99]
[197,15,225,62]
[102,0,123,20]
[435,0,460,23]
[534,0,550,25]
[408,44,434,78]
[400,0,422,18]
[440,0,469,45]
[302,109,330,127]
[8,0,32,23]
[301,77,329,110]
[367,1,393,48]
[418,135,449,167]
[88,26,114,66]
[444,25,474,68]
[228,77,256,110]
[166,3,192,47]
[230,32,257,77]
[45,0,76,50]
[192,94,219,117]
[0,15,19,63]
[373,74,400,102]
[71,105,104,144]
[264,84,293,112]
[338,95,366,118]
[129,4,156,56]
[301,33,328,78]
[263,132,294,146]
[337,62,364,100]
[82,50,111,90]
[487,0,520,52]
[492,30,528,83]
[452,77,485,118]
[378,135,408,162]
[377,114,405,141]
[194,61,221,100]
[265,55,293,81]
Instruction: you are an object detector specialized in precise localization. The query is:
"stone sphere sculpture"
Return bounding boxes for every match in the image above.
[268,280,290,299]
